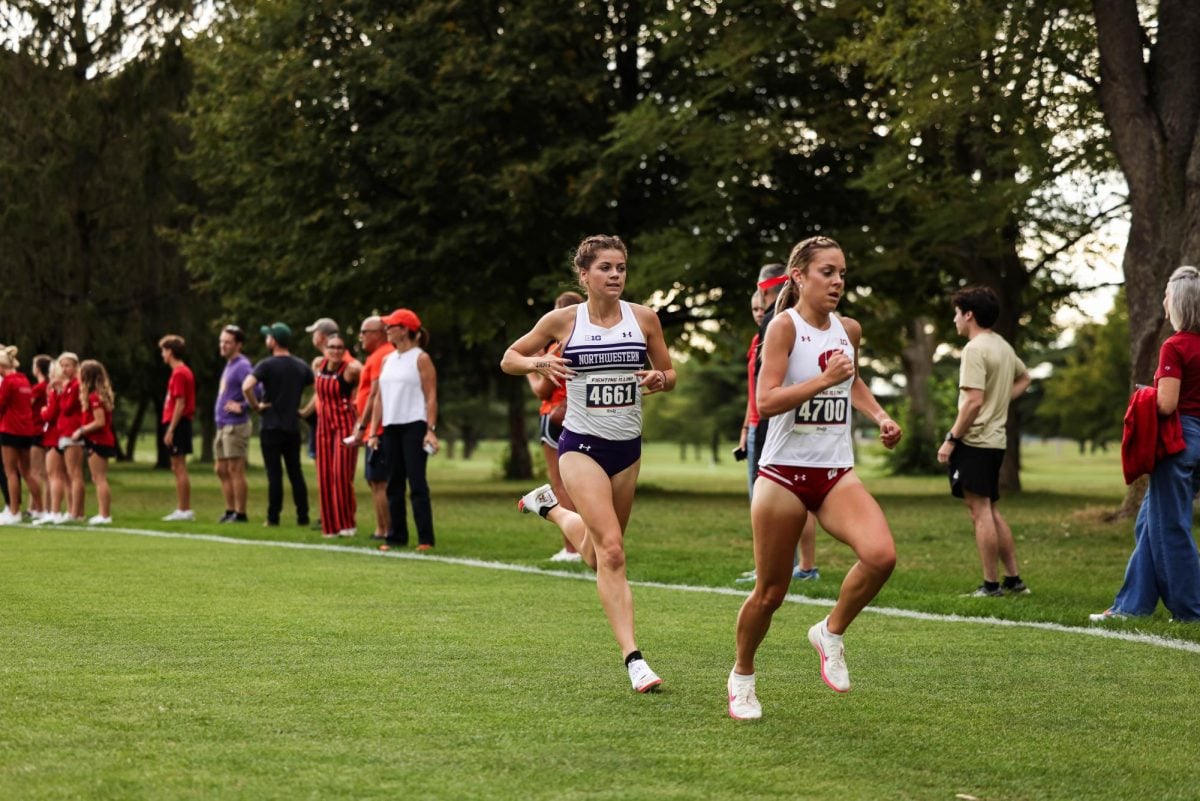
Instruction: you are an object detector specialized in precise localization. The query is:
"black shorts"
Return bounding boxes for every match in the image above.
[0,433,35,449]
[538,413,564,449]
[948,443,1005,502]
[167,417,194,457]
[364,438,389,482]
[86,441,117,459]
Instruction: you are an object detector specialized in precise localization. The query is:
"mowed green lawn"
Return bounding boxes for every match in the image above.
[2,439,1199,799]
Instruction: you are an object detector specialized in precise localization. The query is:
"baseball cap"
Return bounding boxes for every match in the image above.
[382,308,421,331]
[260,322,292,346]
[304,317,339,335]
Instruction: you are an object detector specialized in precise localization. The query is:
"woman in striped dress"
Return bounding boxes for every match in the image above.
[310,334,360,537]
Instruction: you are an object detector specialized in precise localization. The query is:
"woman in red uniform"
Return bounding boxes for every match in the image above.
[73,360,116,525]
[28,354,52,520]
[54,352,86,522]
[309,334,361,537]
[0,346,44,523]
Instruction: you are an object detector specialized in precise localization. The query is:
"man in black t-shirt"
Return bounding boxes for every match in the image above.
[242,322,314,526]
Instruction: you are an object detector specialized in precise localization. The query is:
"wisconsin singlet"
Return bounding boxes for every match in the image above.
[560,300,647,441]
[759,308,855,468]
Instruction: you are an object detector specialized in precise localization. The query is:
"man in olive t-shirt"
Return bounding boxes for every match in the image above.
[936,287,1032,598]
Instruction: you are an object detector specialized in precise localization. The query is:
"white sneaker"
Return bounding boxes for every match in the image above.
[0,508,20,525]
[727,670,762,720]
[808,617,851,693]
[87,515,112,525]
[518,484,559,517]
[162,509,196,522]
[627,658,662,693]
[338,528,357,537]
[548,547,582,563]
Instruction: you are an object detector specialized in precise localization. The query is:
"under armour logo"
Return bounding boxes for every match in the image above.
[579,444,592,452]
[800,474,807,482]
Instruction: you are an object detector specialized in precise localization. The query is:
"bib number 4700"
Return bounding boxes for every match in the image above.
[794,396,847,426]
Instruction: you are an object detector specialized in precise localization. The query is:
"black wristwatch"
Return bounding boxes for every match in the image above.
[945,432,960,444]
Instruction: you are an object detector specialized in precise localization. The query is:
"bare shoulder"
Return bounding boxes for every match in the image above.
[839,315,862,341]
[630,302,663,330]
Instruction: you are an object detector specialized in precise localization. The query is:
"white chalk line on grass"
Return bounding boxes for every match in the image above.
[17,523,1200,656]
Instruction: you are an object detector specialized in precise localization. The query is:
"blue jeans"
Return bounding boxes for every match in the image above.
[1111,414,1200,621]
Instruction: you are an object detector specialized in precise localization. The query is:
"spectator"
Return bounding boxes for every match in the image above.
[0,346,43,524]
[736,265,820,585]
[159,334,196,522]
[214,325,254,523]
[1092,266,1200,623]
[936,286,1032,597]
[352,316,393,541]
[73,359,116,525]
[304,333,360,537]
[28,354,52,519]
[243,322,313,527]
[366,308,438,551]
[305,317,339,463]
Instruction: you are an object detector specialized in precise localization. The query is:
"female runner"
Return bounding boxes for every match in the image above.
[501,234,676,693]
[728,236,901,720]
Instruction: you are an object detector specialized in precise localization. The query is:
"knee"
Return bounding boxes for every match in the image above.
[593,540,626,573]
[862,542,897,577]
[750,586,788,615]
[214,463,229,480]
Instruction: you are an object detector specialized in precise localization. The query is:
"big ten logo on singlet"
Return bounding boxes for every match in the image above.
[585,373,638,413]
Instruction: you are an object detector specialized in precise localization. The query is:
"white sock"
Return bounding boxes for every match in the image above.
[730,669,755,684]
[823,618,844,643]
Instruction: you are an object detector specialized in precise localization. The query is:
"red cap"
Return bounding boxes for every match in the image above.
[382,308,421,330]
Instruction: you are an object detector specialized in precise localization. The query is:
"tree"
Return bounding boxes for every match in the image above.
[0,1,210,460]
[831,0,1120,489]
[1036,295,1130,450]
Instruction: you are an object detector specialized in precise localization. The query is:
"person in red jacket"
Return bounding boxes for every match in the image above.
[0,346,43,524]
[1092,266,1200,623]
[159,335,196,522]
[72,360,116,525]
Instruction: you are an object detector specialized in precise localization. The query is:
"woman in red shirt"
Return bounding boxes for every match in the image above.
[72,360,116,525]
[46,352,85,523]
[0,346,43,523]
[28,354,52,519]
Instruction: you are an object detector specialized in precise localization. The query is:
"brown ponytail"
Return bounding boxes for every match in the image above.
[777,236,842,315]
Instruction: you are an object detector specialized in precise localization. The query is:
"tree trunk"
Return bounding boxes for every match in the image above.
[504,379,532,480]
[1094,0,1200,516]
[123,395,149,463]
[895,315,940,473]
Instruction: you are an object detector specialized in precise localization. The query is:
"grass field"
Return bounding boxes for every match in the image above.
[3,439,1199,799]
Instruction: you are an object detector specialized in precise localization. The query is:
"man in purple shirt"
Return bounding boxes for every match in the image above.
[214,325,254,523]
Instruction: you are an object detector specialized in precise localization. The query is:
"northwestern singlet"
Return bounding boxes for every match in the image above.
[561,300,647,441]
[759,308,855,468]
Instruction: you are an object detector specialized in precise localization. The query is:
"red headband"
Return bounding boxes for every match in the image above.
[757,275,788,292]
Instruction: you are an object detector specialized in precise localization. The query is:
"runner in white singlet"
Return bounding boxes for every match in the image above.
[727,236,902,721]
[501,235,676,694]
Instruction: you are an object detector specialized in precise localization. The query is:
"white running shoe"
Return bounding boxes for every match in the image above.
[548,547,582,563]
[727,670,762,720]
[87,515,112,525]
[808,617,851,693]
[338,528,357,537]
[518,484,559,517]
[0,508,20,525]
[627,658,663,693]
[162,509,196,522]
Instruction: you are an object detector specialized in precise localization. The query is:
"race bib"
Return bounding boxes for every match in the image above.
[793,391,849,433]
[585,373,638,414]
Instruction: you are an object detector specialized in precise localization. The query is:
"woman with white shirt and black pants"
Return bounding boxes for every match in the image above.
[366,308,439,551]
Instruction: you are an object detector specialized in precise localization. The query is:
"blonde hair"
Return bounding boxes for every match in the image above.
[79,360,115,413]
[1167,266,1200,333]
[0,345,17,370]
[58,351,79,367]
[776,236,842,315]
